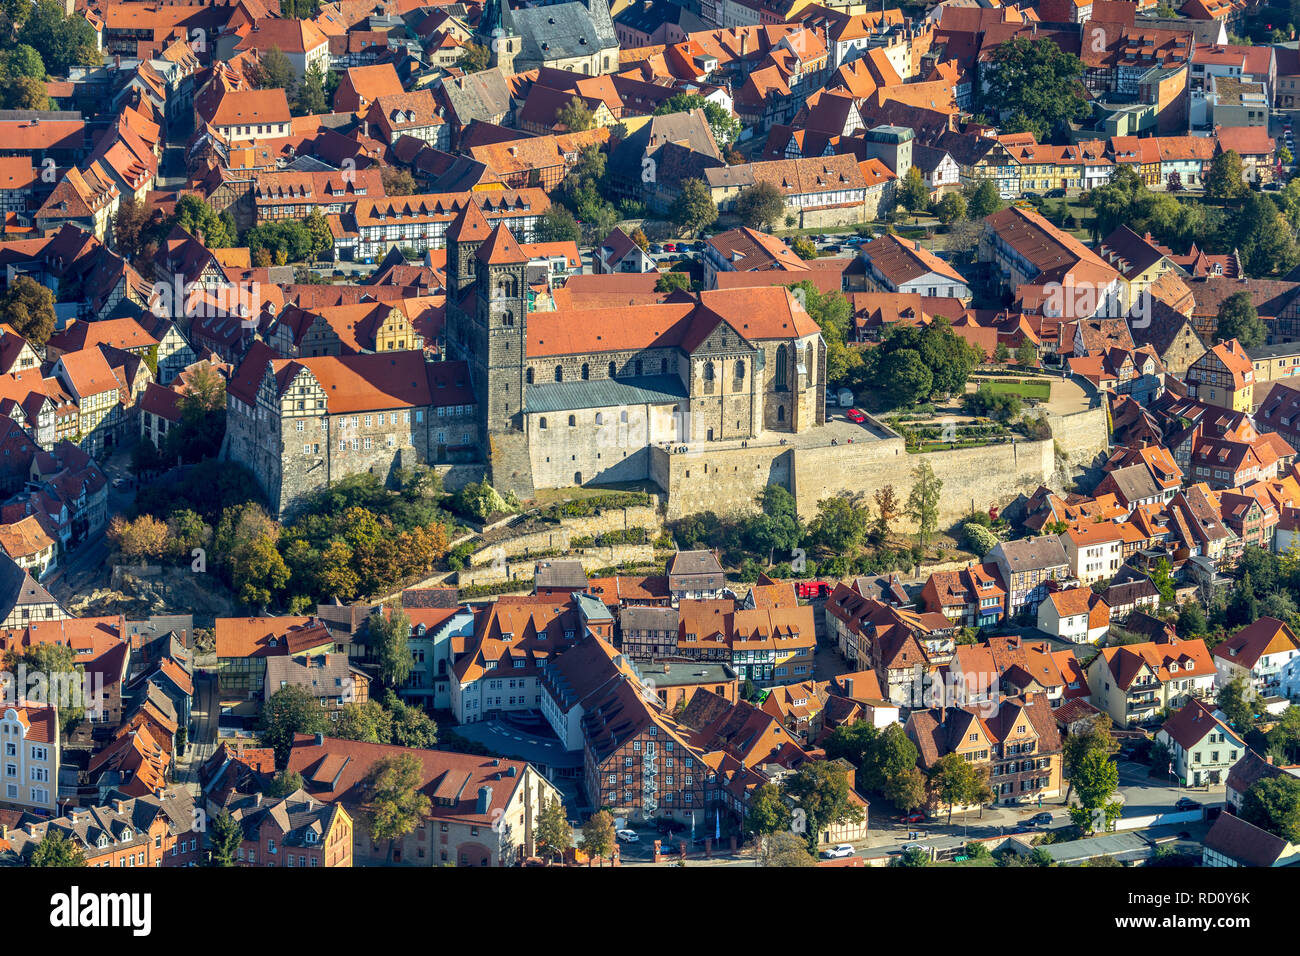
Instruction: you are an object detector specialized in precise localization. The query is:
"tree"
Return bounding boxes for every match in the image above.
[1217,676,1254,730]
[965,179,1004,220]
[367,605,414,689]
[534,205,582,244]
[873,485,901,539]
[1,44,45,79]
[653,92,741,149]
[928,752,983,824]
[1205,150,1248,201]
[890,846,930,867]
[983,36,1089,139]
[0,74,47,109]
[208,810,244,866]
[1234,191,1300,278]
[0,275,55,346]
[259,684,329,765]
[880,348,932,407]
[265,769,305,798]
[669,178,717,236]
[18,1,98,76]
[580,810,616,865]
[173,194,235,248]
[1015,339,1038,368]
[1240,775,1300,843]
[790,236,818,260]
[745,485,803,565]
[381,166,416,196]
[385,693,438,749]
[1175,600,1207,639]
[294,62,328,115]
[215,502,289,608]
[30,829,86,867]
[1062,714,1118,802]
[654,271,690,293]
[745,781,793,835]
[757,829,817,866]
[962,521,999,557]
[936,191,967,225]
[860,724,920,795]
[1066,749,1121,834]
[536,798,570,862]
[809,492,870,553]
[255,47,296,99]
[884,765,927,813]
[906,459,943,551]
[10,642,84,733]
[900,167,929,214]
[458,41,490,73]
[735,181,787,231]
[113,197,159,261]
[555,95,595,132]
[335,700,394,743]
[1211,290,1265,348]
[361,753,431,862]
[781,759,864,850]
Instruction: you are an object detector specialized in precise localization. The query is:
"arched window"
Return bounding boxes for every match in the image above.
[806,342,814,375]
[502,310,514,327]
[555,365,563,382]
[608,361,617,377]
[539,417,547,429]
[525,367,534,385]
[581,363,590,380]
[775,344,788,390]
[778,405,785,422]
[620,410,628,423]
[568,415,576,427]
[735,359,745,379]
[704,361,715,381]
[595,412,604,425]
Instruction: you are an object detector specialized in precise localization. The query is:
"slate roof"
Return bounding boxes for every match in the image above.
[523,374,688,414]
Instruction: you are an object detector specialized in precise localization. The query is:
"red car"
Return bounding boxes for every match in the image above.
[663,242,677,252]
[901,813,926,824]
[846,408,866,423]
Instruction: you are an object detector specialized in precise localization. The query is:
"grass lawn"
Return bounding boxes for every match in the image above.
[981,379,1052,401]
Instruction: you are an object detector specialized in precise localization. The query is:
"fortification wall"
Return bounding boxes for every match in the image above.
[1044,406,1110,467]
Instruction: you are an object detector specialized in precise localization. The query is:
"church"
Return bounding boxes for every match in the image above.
[442,203,829,499]
[476,0,621,75]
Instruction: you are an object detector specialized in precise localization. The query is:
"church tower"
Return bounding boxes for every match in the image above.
[477,0,519,73]
[445,199,491,362]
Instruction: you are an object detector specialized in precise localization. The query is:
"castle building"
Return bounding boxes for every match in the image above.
[475,0,619,76]
[441,204,828,499]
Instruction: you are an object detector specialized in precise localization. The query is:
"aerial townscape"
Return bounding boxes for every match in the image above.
[5,0,1300,893]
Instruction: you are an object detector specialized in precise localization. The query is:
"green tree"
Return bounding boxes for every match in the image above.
[0,275,55,346]
[294,62,328,115]
[580,809,616,865]
[1215,291,1265,347]
[1205,149,1248,201]
[1234,191,1300,277]
[536,798,570,862]
[781,759,864,851]
[860,723,920,794]
[208,809,244,866]
[745,484,803,565]
[254,47,297,99]
[962,521,999,557]
[368,605,414,688]
[1066,749,1122,834]
[928,751,982,824]
[381,166,417,196]
[265,769,305,798]
[965,179,1003,220]
[555,95,595,132]
[1176,601,1207,639]
[983,36,1089,139]
[0,74,47,109]
[790,236,818,260]
[1062,714,1118,802]
[458,42,490,73]
[891,846,930,867]
[173,194,235,248]
[1015,339,1038,368]
[384,692,438,749]
[735,180,787,231]
[30,829,86,867]
[534,205,582,244]
[745,781,793,835]
[906,459,943,551]
[13,642,84,733]
[900,167,929,214]
[884,765,927,813]
[669,178,717,236]
[936,191,967,225]
[654,272,691,293]
[335,700,394,743]
[1217,676,1255,730]
[18,1,98,76]
[653,92,741,148]
[880,348,933,406]
[361,753,432,863]
[809,492,870,553]
[259,683,329,765]
[1240,775,1300,842]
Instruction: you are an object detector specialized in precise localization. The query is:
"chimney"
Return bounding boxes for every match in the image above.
[113,799,129,813]
[255,793,262,806]
[314,733,325,746]
[1267,754,1275,765]
[663,662,670,673]
[476,785,493,815]
[843,677,853,697]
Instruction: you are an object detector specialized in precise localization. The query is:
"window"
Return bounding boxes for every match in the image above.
[582,363,590,380]
[555,365,563,382]
[775,344,788,389]
[539,417,547,429]
[568,415,576,427]
[704,361,715,381]
[525,368,534,384]
[609,361,617,377]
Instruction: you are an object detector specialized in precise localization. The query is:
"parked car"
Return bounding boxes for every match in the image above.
[616,829,639,843]
[900,842,933,855]
[1029,812,1054,826]
[846,408,867,424]
[663,242,677,252]
[901,812,926,824]
[1046,188,1067,198]
[649,244,663,253]
[820,844,856,859]
[1174,798,1201,811]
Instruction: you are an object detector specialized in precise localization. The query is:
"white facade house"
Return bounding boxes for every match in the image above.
[1037,587,1110,645]
[1212,616,1300,703]
[1157,699,1246,787]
